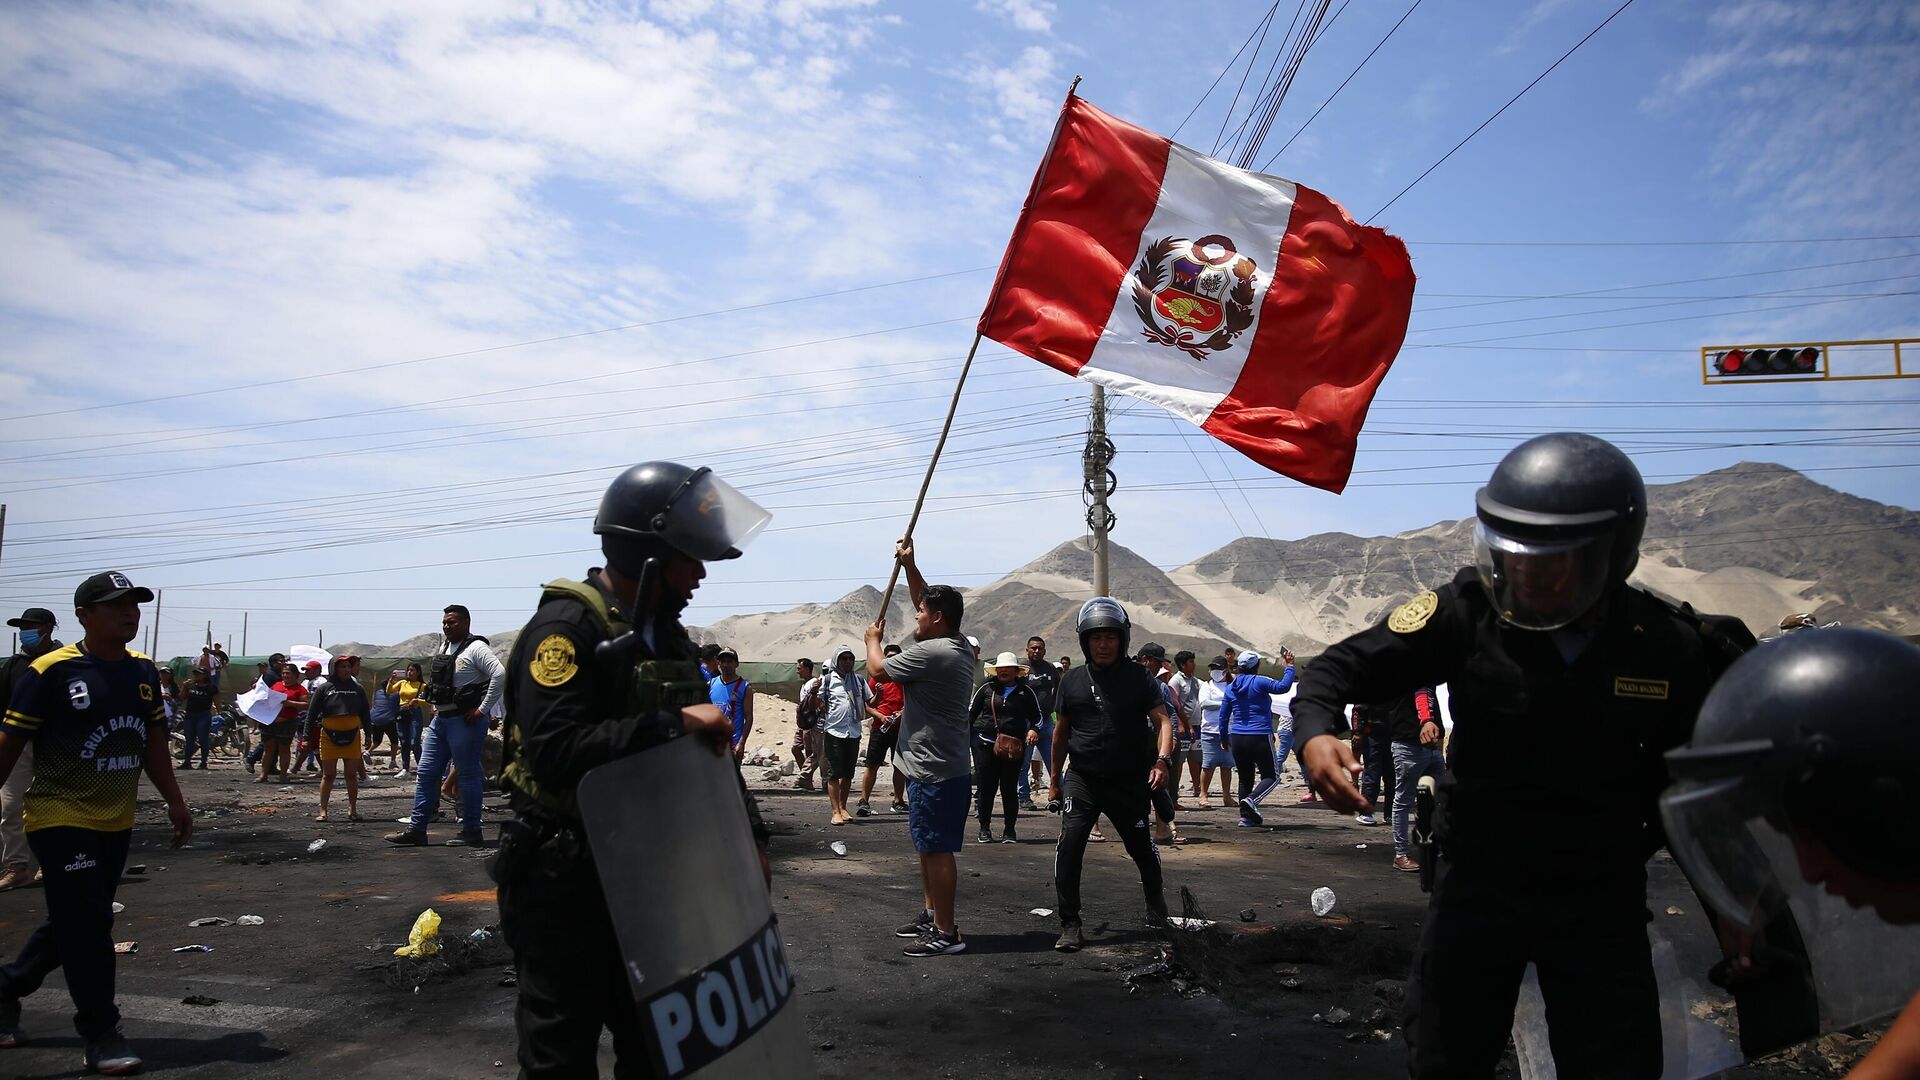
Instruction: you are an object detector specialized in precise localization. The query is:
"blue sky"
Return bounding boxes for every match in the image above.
[0,0,1915,656]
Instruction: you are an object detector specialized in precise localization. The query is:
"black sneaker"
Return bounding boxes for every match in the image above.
[889,801,909,814]
[1054,924,1084,952]
[1019,800,1038,812]
[855,801,872,818]
[1000,830,1017,844]
[894,910,935,938]
[446,831,487,848]
[0,987,25,1048]
[902,928,966,957]
[1240,803,1265,827]
[976,827,993,844]
[83,1028,142,1075]
[383,829,427,847]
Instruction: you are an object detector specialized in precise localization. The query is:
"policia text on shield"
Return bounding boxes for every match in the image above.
[1294,434,1761,1077]
[488,462,811,1078]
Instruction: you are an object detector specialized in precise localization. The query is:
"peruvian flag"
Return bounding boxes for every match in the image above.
[979,95,1416,493]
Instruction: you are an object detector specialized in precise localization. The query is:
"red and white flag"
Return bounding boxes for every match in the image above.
[979,96,1416,493]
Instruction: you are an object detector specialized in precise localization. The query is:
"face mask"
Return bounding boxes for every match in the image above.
[18,630,44,649]
[1209,669,1226,682]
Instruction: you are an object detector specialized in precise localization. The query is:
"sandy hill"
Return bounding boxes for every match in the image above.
[693,462,1920,663]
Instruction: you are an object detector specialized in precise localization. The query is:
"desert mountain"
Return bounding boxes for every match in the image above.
[693,462,1920,662]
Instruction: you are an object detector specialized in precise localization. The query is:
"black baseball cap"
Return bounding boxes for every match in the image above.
[6,607,56,628]
[1137,642,1167,661]
[75,572,154,608]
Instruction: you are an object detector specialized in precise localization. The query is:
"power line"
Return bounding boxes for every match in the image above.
[1172,2,1284,139]
[1259,0,1426,172]
[1368,0,1639,223]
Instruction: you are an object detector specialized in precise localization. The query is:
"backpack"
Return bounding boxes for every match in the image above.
[796,676,825,731]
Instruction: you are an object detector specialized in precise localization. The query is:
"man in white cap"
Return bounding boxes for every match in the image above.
[0,607,60,892]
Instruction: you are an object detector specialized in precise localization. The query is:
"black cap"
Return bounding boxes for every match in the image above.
[1137,642,1167,661]
[74,572,154,608]
[6,607,56,629]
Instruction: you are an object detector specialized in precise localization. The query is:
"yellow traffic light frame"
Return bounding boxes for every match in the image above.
[1701,337,1915,385]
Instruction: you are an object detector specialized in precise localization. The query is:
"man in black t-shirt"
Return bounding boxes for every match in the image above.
[1018,635,1059,810]
[178,667,220,769]
[1049,598,1175,952]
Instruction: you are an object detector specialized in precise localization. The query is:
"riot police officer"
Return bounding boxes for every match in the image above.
[1661,628,1920,1078]
[493,462,774,1079]
[1292,433,1756,1078]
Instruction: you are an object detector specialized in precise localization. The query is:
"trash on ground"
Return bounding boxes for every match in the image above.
[1279,977,1304,990]
[1310,887,1336,917]
[237,915,265,926]
[1165,916,1213,930]
[172,945,214,953]
[307,839,328,854]
[113,941,138,954]
[829,841,847,857]
[1665,905,1685,916]
[126,865,146,874]
[111,902,125,914]
[394,908,443,959]
[1123,950,1173,986]
[1313,1007,1352,1027]
[181,995,220,1006]
[468,926,495,944]
[189,917,232,927]
[1029,907,1054,917]
[1355,843,1368,850]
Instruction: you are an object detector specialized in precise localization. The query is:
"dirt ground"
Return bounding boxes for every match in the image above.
[0,750,1856,1078]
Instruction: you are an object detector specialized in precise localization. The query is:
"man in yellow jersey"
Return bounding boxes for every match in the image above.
[0,572,193,1076]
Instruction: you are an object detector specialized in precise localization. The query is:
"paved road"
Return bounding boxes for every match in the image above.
[0,757,1833,1077]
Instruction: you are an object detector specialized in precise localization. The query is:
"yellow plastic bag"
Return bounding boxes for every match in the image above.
[394,908,442,959]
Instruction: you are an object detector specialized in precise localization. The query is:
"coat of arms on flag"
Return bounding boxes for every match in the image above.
[978,93,1417,493]
[1134,234,1258,359]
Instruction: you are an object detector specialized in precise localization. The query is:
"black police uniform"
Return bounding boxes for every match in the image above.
[1052,660,1168,930]
[493,571,770,1079]
[1292,567,1753,1078]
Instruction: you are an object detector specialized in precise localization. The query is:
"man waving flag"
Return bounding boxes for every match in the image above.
[979,94,1416,493]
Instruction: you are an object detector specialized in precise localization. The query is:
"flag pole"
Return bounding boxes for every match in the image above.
[876,74,1083,622]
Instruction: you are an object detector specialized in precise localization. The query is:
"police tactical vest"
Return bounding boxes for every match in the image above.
[501,578,712,822]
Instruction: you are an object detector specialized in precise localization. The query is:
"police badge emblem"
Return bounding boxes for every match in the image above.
[1131,233,1260,360]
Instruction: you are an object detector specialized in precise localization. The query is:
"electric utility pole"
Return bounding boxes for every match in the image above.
[1083,386,1117,596]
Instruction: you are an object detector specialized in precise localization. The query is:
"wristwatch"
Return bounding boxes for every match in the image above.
[1156,754,1175,768]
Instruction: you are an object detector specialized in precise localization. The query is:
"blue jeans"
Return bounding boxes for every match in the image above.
[1392,742,1445,857]
[409,712,485,837]
[179,710,213,765]
[396,707,424,771]
[1018,717,1055,801]
[1273,719,1294,775]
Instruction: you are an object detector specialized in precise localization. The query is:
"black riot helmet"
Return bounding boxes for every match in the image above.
[593,462,771,575]
[1472,433,1646,630]
[1661,628,1920,930]
[1075,596,1131,662]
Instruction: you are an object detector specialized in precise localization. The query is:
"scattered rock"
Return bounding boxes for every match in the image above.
[778,761,797,776]
[237,915,266,926]
[1238,908,1257,922]
[1313,1007,1351,1027]
[1310,887,1336,917]
[1372,978,1407,1008]
[1665,905,1685,916]
[762,769,784,783]
[181,995,221,1007]
[1279,978,1303,991]
[817,1042,835,1052]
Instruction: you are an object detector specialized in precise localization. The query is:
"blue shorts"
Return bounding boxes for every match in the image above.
[907,775,971,854]
[1201,738,1235,769]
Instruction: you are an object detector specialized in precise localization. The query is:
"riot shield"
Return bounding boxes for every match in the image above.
[1513,845,1917,1078]
[577,737,815,1080]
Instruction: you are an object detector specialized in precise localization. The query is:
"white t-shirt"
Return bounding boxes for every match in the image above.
[820,668,869,740]
[1198,678,1227,736]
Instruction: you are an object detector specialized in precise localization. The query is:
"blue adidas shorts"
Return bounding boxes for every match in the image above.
[907,775,971,854]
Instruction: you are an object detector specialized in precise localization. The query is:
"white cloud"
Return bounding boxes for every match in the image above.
[976,0,1055,34]
[964,44,1063,149]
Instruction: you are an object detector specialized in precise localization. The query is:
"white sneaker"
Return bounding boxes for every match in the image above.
[1355,813,1379,826]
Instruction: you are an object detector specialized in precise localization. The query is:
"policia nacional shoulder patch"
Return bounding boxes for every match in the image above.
[530,633,579,687]
[1388,591,1439,634]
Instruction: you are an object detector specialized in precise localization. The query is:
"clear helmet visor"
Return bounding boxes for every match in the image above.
[658,470,772,562]
[1658,776,1794,932]
[1473,520,1614,630]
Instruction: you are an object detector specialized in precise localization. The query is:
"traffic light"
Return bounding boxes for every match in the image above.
[1710,345,1820,376]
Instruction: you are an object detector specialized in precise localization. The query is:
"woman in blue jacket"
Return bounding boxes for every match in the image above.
[1219,649,1296,826]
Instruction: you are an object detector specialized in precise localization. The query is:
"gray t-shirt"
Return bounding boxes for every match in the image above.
[881,635,975,784]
